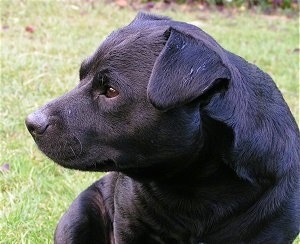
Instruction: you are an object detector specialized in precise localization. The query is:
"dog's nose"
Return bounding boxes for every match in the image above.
[25,111,49,136]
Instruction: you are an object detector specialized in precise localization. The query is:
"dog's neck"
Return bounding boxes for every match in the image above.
[120,115,235,185]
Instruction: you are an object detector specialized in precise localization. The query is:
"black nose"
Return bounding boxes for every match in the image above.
[25,111,49,136]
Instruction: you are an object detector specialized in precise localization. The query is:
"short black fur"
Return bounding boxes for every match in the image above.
[26,12,300,244]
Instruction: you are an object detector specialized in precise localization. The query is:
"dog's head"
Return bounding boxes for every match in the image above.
[24,13,235,178]
[26,13,297,180]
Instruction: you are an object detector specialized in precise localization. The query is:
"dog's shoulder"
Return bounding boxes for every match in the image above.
[54,173,118,244]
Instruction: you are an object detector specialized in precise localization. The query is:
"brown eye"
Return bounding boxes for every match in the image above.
[105,87,119,98]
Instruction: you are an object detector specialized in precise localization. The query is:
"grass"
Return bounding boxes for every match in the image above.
[0,0,299,243]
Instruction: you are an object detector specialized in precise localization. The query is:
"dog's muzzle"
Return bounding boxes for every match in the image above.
[25,110,50,138]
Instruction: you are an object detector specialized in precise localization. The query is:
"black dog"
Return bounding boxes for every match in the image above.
[26,13,300,243]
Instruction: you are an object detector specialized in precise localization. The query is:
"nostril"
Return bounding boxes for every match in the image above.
[26,123,36,134]
[25,111,50,136]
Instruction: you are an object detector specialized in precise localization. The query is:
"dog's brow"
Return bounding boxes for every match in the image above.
[79,57,92,80]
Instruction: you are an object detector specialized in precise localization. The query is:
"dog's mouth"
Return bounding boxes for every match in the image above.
[26,124,120,172]
[42,148,118,172]
[80,159,118,172]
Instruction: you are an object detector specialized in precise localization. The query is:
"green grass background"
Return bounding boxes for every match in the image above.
[1,0,299,243]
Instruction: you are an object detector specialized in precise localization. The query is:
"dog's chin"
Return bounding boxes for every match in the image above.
[32,135,117,172]
[51,157,118,172]
[49,153,183,180]
[37,146,117,172]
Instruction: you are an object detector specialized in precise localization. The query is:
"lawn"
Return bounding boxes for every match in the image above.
[0,0,299,243]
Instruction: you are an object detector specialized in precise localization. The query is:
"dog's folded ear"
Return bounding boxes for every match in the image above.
[147,27,231,110]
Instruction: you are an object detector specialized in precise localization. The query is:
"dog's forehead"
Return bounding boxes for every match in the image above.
[80,13,220,77]
[80,14,170,67]
[83,25,168,74]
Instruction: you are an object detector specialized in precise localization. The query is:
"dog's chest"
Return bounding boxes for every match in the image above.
[112,177,206,243]
[113,209,204,244]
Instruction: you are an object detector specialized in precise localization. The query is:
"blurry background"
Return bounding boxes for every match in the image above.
[1,0,299,242]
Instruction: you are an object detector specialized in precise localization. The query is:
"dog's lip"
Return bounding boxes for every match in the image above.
[49,158,117,172]
[81,159,118,172]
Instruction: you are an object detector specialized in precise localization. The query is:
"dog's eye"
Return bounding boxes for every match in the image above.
[92,73,119,99]
[104,86,119,98]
